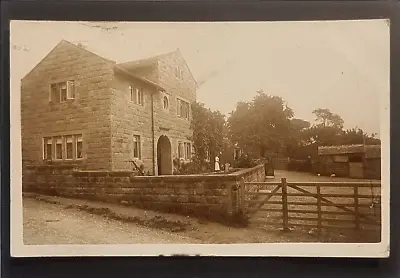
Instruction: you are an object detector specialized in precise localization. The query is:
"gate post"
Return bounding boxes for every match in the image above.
[354,185,360,230]
[239,177,246,214]
[281,178,289,231]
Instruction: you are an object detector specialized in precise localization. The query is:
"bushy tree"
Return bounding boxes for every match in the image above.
[228,90,294,158]
[191,102,225,169]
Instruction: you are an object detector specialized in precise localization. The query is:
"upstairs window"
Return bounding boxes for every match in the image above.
[129,86,144,106]
[177,98,190,120]
[163,95,169,110]
[49,81,75,103]
[174,66,184,80]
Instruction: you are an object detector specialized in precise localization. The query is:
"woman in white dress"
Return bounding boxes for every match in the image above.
[214,156,220,172]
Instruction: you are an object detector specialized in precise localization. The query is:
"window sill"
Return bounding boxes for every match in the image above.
[43,159,85,163]
[130,101,145,107]
[176,116,190,121]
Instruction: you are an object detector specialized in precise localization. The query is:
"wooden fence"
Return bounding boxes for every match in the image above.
[239,178,381,233]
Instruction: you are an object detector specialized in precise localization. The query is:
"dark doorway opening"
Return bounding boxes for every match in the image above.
[157,135,172,175]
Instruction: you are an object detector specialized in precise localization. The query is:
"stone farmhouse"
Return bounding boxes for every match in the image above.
[21,40,197,175]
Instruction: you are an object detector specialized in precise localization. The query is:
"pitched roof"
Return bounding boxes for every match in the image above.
[318,144,381,158]
[116,48,197,85]
[116,50,177,70]
[22,40,166,90]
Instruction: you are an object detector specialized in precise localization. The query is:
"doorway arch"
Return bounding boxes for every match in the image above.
[157,135,172,175]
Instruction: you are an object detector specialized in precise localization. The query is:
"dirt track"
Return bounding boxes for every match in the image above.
[23,190,380,245]
[23,197,201,245]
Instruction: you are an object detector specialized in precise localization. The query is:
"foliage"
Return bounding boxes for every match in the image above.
[227,90,294,158]
[312,108,344,129]
[173,157,213,175]
[232,154,257,169]
[227,93,380,164]
[189,91,380,174]
[340,128,381,145]
[191,102,225,168]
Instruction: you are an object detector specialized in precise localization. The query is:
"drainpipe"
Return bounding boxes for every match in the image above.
[151,92,156,175]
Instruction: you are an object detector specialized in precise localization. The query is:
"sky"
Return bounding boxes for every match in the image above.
[10,20,389,137]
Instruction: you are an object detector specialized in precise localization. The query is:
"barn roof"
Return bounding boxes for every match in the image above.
[318,144,381,158]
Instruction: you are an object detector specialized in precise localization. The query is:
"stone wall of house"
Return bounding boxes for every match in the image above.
[109,52,197,174]
[154,52,196,164]
[23,164,265,223]
[109,72,157,173]
[21,40,115,171]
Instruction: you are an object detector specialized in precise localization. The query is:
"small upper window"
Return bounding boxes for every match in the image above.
[175,66,184,80]
[49,81,75,103]
[163,95,169,110]
[177,98,190,120]
[130,86,144,106]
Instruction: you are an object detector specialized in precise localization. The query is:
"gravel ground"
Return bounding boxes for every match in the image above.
[23,197,201,245]
[23,191,379,245]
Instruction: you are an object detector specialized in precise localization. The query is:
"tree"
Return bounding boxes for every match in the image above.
[340,128,381,145]
[191,102,225,168]
[303,108,345,147]
[228,91,294,158]
[285,118,312,159]
[312,108,344,129]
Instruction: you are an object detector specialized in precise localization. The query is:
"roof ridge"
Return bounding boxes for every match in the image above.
[117,49,178,67]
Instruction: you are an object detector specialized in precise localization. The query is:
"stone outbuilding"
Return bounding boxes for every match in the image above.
[317,144,381,179]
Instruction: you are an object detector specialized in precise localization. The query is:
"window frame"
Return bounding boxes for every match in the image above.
[178,141,184,159]
[133,135,142,160]
[163,95,169,110]
[176,98,190,120]
[75,134,83,160]
[43,137,53,161]
[184,142,191,160]
[65,135,74,160]
[54,136,63,160]
[49,80,76,103]
[129,86,144,106]
[136,88,144,106]
[66,80,76,100]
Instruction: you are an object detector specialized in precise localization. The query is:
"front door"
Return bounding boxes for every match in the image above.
[157,135,172,175]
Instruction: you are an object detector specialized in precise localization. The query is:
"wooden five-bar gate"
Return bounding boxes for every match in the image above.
[238,178,381,233]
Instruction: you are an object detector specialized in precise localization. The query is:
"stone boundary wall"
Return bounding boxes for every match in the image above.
[23,164,265,223]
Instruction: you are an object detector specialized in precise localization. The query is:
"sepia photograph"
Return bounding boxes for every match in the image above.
[10,19,390,257]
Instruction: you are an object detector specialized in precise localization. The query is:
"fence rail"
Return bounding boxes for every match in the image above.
[240,178,381,233]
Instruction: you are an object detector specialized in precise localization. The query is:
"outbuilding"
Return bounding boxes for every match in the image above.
[317,144,381,179]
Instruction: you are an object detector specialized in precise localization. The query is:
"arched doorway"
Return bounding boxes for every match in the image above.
[157,135,172,175]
